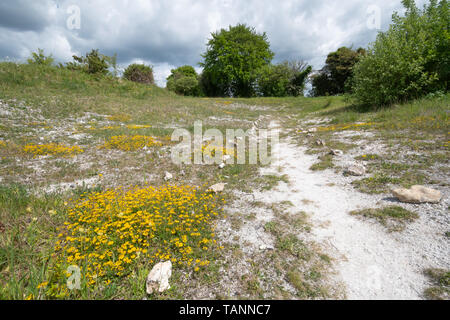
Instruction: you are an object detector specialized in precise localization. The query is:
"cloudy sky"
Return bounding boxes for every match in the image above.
[0,0,427,86]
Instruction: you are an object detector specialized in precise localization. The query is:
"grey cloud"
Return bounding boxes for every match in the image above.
[0,0,54,32]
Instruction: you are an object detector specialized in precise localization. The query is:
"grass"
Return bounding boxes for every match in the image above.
[423,268,450,300]
[350,206,419,232]
[258,174,289,190]
[310,154,334,171]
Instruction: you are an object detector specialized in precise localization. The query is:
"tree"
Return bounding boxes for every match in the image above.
[312,47,365,96]
[166,65,202,96]
[123,64,154,85]
[257,61,312,97]
[200,24,274,97]
[352,0,449,106]
[27,49,54,66]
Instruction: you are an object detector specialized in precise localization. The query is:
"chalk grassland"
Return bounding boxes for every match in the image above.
[0,63,448,299]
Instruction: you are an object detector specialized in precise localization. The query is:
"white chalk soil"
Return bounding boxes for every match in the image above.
[261,122,449,300]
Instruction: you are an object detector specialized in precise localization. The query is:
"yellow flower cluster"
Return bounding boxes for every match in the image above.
[0,140,6,148]
[202,142,236,159]
[100,135,162,151]
[126,124,152,129]
[313,122,377,132]
[51,185,222,289]
[23,143,84,157]
[88,125,121,131]
[107,114,131,122]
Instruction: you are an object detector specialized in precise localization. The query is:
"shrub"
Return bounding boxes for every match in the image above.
[257,64,291,97]
[352,0,449,106]
[257,61,312,97]
[64,49,117,75]
[166,65,202,96]
[27,49,55,66]
[123,64,154,85]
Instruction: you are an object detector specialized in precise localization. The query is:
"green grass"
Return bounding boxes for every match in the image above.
[0,184,67,299]
[310,154,334,171]
[350,206,419,232]
[258,174,290,190]
[423,268,450,300]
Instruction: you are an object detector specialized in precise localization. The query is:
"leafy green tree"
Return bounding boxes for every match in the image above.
[123,64,154,84]
[27,49,55,66]
[200,24,274,97]
[257,61,312,97]
[311,47,365,96]
[166,65,202,96]
[352,0,449,106]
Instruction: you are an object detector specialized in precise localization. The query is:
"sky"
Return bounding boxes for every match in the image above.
[0,0,428,87]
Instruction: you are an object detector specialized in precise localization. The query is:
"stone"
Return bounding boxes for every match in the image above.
[259,244,274,251]
[392,185,442,204]
[345,164,366,176]
[209,183,226,193]
[308,128,317,133]
[315,139,326,146]
[146,261,172,294]
[329,149,344,156]
[219,163,226,169]
[164,172,173,181]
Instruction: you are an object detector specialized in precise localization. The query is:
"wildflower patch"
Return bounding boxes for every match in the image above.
[311,122,377,133]
[202,142,236,159]
[126,124,152,130]
[100,135,162,151]
[45,185,223,296]
[23,143,84,158]
[107,114,131,122]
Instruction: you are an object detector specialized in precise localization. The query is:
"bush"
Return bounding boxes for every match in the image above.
[27,49,55,66]
[257,64,291,97]
[123,64,154,85]
[166,65,202,96]
[257,61,312,97]
[64,49,117,76]
[352,0,449,106]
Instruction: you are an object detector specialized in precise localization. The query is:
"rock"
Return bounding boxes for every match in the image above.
[180,170,186,176]
[315,139,326,146]
[209,183,226,193]
[259,244,274,251]
[392,185,442,204]
[329,149,343,156]
[308,128,317,133]
[146,261,172,294]
[345,164,366,176]
[219,163,226,169]
[164,172,173,181]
